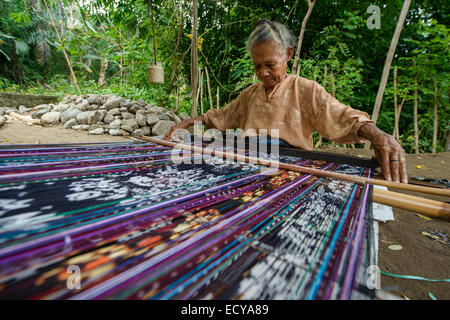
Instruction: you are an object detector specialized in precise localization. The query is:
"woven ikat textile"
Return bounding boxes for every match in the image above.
[0,142,375,299]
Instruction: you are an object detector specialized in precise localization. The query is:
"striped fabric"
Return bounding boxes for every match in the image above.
[0,142,375,299]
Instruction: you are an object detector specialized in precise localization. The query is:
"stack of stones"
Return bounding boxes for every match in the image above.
[10,94,191,137]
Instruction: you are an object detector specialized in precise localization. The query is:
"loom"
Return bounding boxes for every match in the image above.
[0,139,386,299]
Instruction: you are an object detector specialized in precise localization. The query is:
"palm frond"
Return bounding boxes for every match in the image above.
[0,48,11,61]
[14,39,30,55]
[34,40,51,66]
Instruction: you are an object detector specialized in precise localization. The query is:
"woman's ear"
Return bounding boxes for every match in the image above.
[286,46,294,61]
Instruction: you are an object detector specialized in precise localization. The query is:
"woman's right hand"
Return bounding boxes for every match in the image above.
[162,119,193,141]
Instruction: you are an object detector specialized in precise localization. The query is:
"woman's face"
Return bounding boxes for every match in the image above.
[251,40,293,89]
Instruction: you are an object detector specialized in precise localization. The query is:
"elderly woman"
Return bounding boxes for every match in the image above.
[164,19,407,183]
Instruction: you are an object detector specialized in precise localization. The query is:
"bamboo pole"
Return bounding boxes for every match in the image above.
[292,0,317,75]
[216,87,220,109]
[392,92,408,139]
[330,70,336,97]
[205,67,213,110]
[365,0,411,150]
[166,7,184,96]
[373,188,449,220]
[137,136,450,219]
[432,78,438,154]
[9,112,41,124]
[196,67,202,110]
[413,63,419,154]
[98,58,108,86]
[190,0,199,118]
[315,64,328,148]
[200,68,204,115]
[393,67,399,140]
[42,0,81,94]
[140,136,450,198]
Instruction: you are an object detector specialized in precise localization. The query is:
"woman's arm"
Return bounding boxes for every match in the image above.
[358,122,408,183]
[305,81,408,183]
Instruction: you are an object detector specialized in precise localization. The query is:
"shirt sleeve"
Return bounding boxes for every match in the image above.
[203,86,252,132]
[307,82,373,144]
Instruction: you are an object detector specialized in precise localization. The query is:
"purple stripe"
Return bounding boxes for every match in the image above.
[339,180,370,299]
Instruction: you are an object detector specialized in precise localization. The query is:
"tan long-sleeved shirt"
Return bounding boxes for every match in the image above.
[203,75,373,150]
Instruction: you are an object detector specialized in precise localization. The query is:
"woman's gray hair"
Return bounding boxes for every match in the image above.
[247,19,296,57]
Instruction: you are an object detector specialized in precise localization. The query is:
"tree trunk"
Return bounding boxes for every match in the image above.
[393,67,399,140]
[200,68,204,115]
[413,72,419,154]
[364,0,411,150]
[316,64,327,148]
[98,58,108,86]
[205,67,213,111]
[432,78,438,153]
[330,70,336,97]
[119,31,123,85]
[43,0,81,93]
[175,85,180,113]
[446,125,450,152]
[330,70,337,147]
[190,0,199,118]
[392,93,407,141]
[167,12,184,96]
[217,87,220,109]
[10,43,24,84]
[292,0,317,75]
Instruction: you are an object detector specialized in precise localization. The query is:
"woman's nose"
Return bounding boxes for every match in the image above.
[260,67,270,76]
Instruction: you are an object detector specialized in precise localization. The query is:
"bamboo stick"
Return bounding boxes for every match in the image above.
[9,112,41,125]
[205,67,213,110]
[393,67,399,140]
[292,0,317,75]
[139,136,450,199]
[365,0,411,131]
[42,0,81,94]
[365,0,411,150]
[392,91,408,139]
[432,78,438,154]
[414,64,419,154]
[200,68,204,115]
[373,188,449,220]
[137,136,450,219]
[216,87,220,109]
[190,0,199,118]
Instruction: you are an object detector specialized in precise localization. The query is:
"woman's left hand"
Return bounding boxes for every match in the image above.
[358,123,408,183]
[371,132,408,183]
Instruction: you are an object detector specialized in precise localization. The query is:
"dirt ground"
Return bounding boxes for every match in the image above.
[0,116,449,300]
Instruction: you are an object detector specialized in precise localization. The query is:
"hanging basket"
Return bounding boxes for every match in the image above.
[148,62,164,84]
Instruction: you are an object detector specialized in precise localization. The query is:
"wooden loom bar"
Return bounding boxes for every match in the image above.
[137,136,450,219]
[373,188,449,220]
[9,112,41,125]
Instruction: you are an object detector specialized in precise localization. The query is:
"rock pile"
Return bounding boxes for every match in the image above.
[0,94,191,137]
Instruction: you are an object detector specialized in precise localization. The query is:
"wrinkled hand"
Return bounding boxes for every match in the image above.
[162,119,193,141]
[372,132,408,183]
[359,122,408,183]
